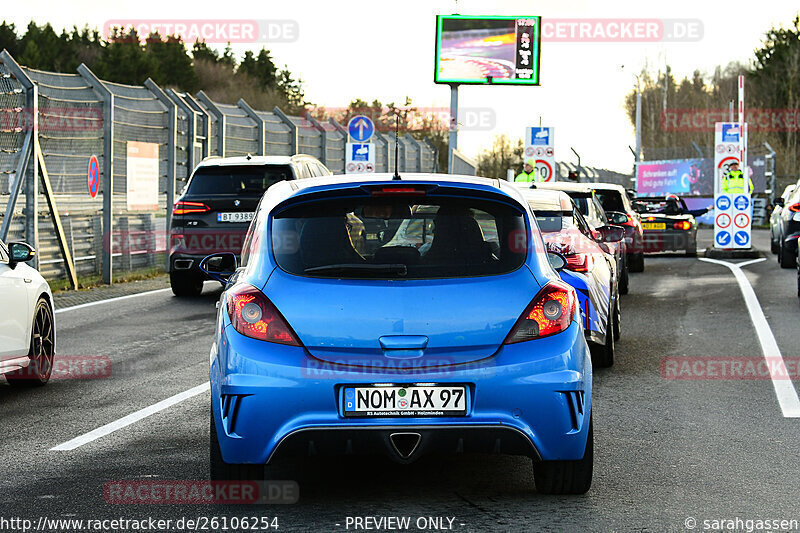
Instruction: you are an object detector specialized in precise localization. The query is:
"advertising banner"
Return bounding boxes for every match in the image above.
[126,141,159,211]
[635,159,712,196]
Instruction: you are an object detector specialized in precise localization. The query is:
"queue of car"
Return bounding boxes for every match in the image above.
[0,152,657,495]
[767,177,800,296]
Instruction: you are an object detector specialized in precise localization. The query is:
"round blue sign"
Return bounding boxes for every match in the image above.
[347,115,375,142]
[734,231,750,246]
[715,231,731,247]
[734,195,749,211]
[87,155,100,199]
[716,195,731,211]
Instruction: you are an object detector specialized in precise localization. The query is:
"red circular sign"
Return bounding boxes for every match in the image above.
[715,213,731,229]
[734,213,750,228]
[535,160,554,182]
[87,155,100,199]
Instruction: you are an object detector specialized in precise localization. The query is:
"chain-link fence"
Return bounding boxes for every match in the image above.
[0,51,440,285]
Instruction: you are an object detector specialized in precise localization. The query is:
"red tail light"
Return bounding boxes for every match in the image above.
[673,221,692,230]
[788,203,800,213]
[173,200,210,215]
[504,281,577,344]
[227,284,301,346]
[620,214,636,226]
[371,186,426,197]
[564,253,593,272]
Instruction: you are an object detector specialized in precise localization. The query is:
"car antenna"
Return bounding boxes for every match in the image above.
[393,114,401,180]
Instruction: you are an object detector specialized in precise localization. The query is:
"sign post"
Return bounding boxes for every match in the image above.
[346,115,375,175]
[524,126,555,181]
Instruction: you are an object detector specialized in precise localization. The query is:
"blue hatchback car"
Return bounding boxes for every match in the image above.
[205,174,593,494]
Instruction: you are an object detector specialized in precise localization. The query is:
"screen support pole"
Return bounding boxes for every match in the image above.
[448,83,459,174]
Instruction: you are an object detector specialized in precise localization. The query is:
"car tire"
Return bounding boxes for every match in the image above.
[685,241,697,257]
[171,271,204,297]
[779,241,797,269]
[771,238,779,254]
[210,410,265,481]
[590,308,614,368]
[619,265,629,295]
[5,298,55,387]
[613,294,621,342]
[533,417,593,495]
[628,252,644,273]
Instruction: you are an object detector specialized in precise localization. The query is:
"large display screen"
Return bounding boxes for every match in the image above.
[635,159,714,196]
[434,15,541,85]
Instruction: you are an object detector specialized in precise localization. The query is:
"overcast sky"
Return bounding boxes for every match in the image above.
[9,0,800,171]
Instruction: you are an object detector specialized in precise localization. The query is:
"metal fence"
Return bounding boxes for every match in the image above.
[0,51,439,285]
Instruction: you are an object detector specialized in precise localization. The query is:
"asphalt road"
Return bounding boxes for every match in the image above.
[1,228,799,532]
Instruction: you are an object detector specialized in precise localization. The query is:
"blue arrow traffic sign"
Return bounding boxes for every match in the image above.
[734,195,749,211]
[348,115,374,142]
[715,231,731,247]
[734,231,750,246]
[715,195,731,211]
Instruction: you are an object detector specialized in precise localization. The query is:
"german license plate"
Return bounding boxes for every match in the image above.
[642,222,666,230]
[343,385,467,417]
[217,212,254,223]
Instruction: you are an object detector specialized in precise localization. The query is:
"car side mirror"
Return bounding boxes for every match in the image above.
[547,251,567,272]
[8,242,35,267]
[199,252,238,284]
[606,211,629,225]
[774,197,785,208]
[598,226,624,243]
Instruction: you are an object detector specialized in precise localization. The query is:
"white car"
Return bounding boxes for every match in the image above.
[0,240,55,386]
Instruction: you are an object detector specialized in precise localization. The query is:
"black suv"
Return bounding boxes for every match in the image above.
[168,154,331,296]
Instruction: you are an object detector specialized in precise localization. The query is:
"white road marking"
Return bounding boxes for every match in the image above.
[55,288,172,314]
[736,257,767,268]
[51,382,210,451]
[700,257,800,418]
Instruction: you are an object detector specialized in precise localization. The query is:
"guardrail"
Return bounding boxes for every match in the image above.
[0,50,439,285]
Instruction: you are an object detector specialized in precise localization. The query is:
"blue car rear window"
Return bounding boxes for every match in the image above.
[271,197,527,279]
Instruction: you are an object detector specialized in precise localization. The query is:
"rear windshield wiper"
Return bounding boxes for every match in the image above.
[304,263,408,277]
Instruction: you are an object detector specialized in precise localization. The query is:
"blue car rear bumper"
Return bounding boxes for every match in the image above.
[211,317,592,465]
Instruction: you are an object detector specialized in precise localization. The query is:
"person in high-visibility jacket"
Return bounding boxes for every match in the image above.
[515,158,538,183]
[722,162,754,194]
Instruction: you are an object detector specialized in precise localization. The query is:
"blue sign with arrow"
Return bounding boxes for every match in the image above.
[715,231,731,247]
[734,231,750,246]
[348,115,374,142]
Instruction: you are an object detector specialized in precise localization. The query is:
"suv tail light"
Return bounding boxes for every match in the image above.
[673,221,692,230]
[504,280,577,344]
[788,203,800,213]
[227,284,301,346]
[174,200,210,215]
[564,253,593,272]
